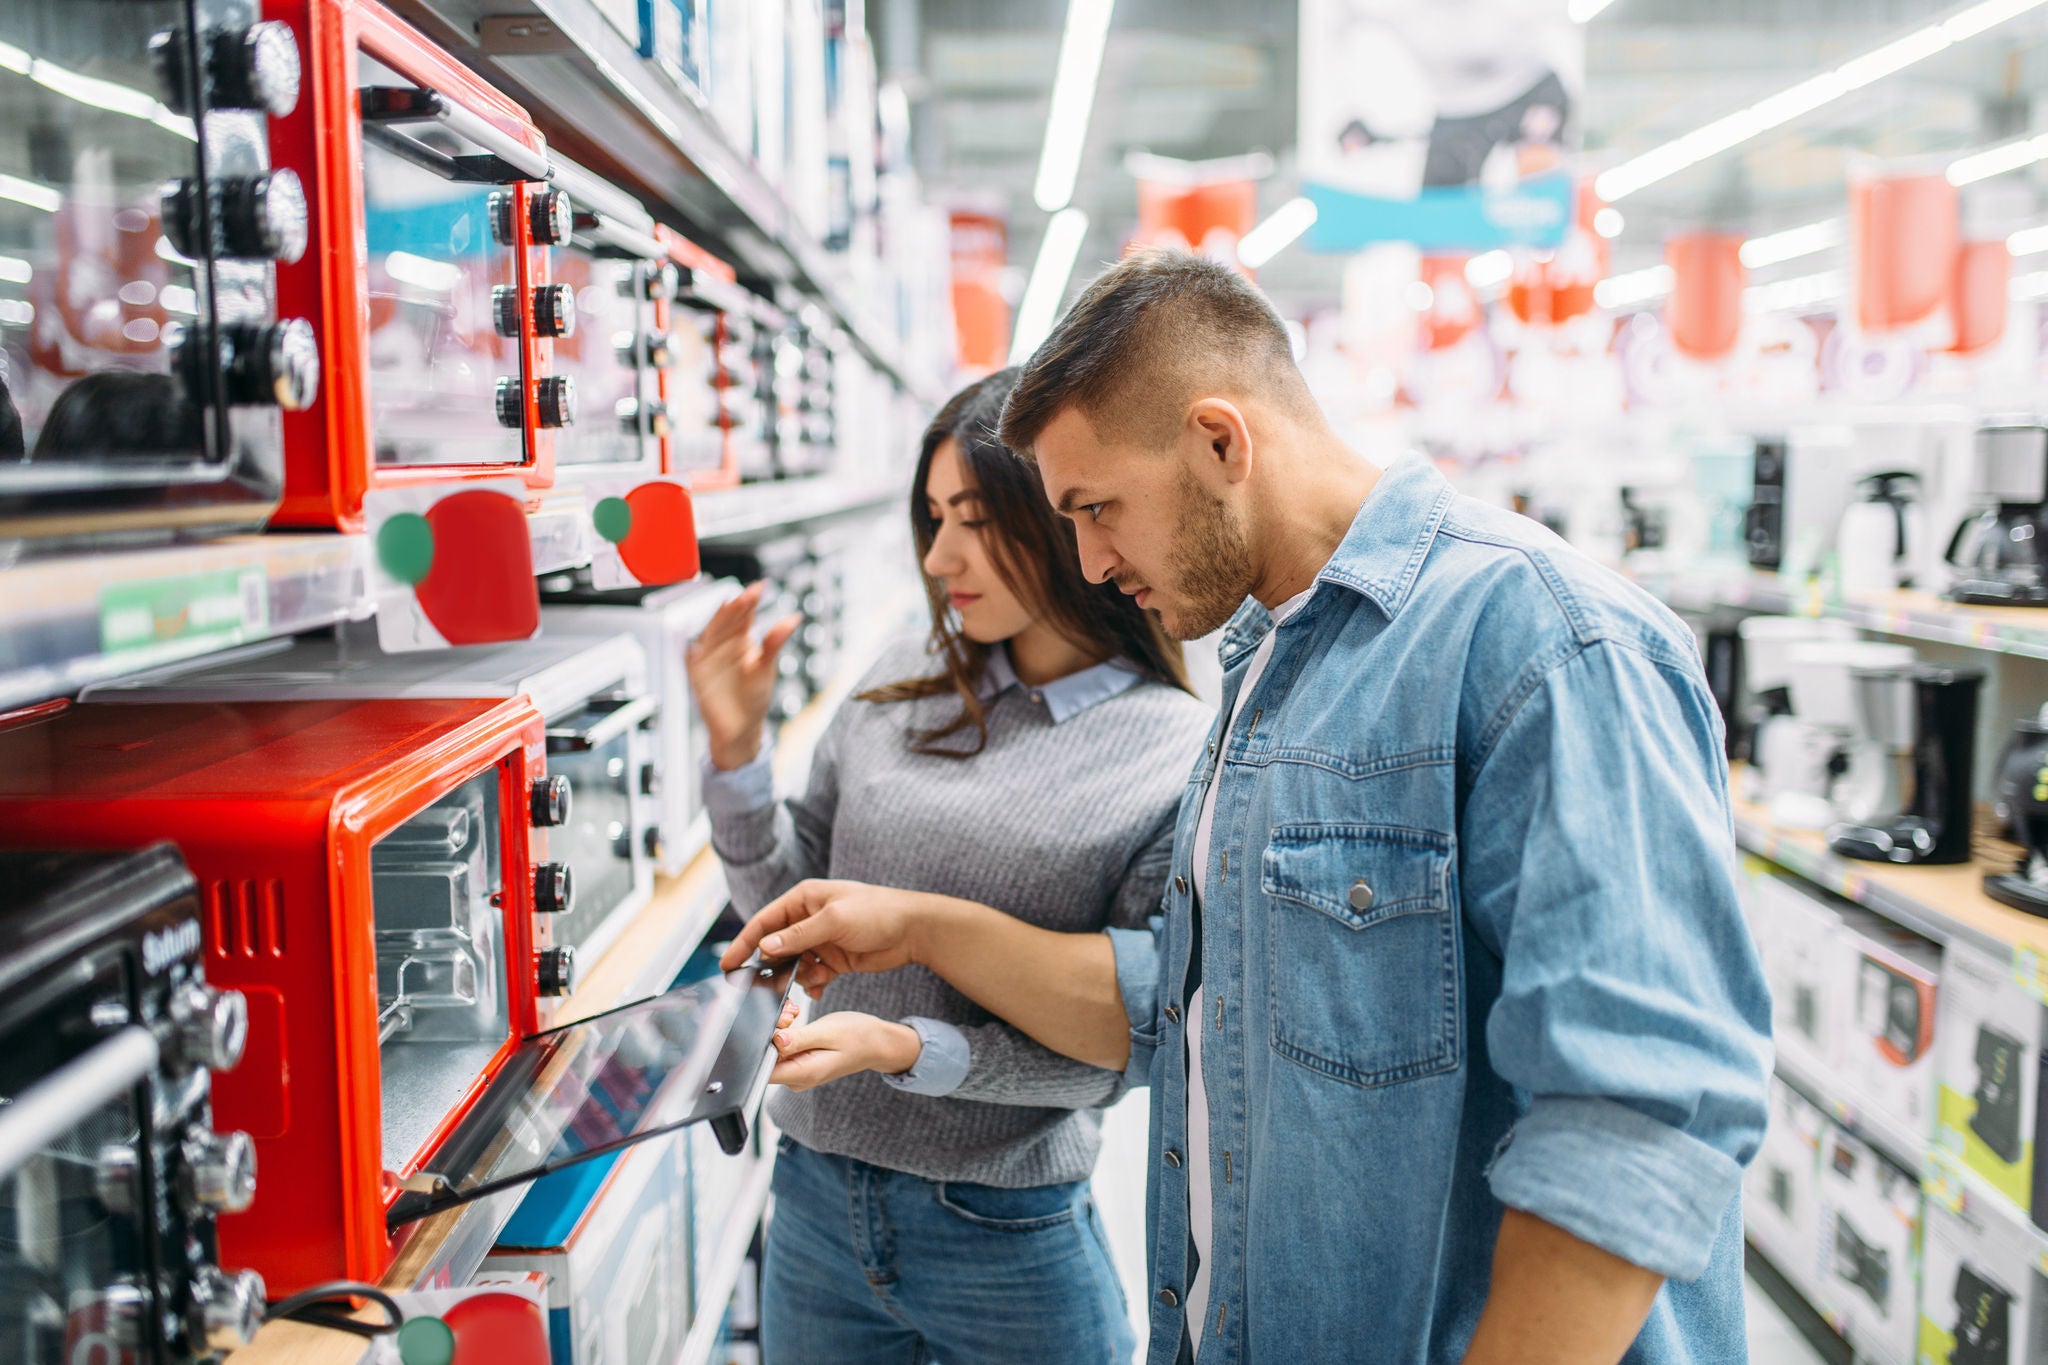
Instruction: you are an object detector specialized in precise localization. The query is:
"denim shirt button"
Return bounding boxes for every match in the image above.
[1158,1288,1180,1308]
[1174,875,1188,896]
[1164,1149,1183,1169]
[1349,879,1375,911]
[1164,1003,1180,1025]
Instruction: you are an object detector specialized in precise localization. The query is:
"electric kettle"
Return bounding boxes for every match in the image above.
[1838,470,1923,597]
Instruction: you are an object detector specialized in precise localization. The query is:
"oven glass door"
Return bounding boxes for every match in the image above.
[552,250,655,473]
[373,767,512,1171]
[357,52,524,471]
[0,965,158,1364]
[0,0,222,492]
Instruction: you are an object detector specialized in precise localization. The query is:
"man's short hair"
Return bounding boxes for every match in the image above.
[998,248,1307,458]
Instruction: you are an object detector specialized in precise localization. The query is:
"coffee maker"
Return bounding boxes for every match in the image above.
[1736,615,1856,811]
[1745,437,1788,570]
[1948,422,2048,606]
[1987,716,2048,915]
[1769,638,1918,829]
[1830,664,1984,864]
[1838,471,1924,597]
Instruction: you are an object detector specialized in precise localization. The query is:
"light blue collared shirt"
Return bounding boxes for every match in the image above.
[702,641,1144,1097]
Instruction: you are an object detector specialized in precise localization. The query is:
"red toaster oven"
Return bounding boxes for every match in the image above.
[655,224,750,489]
[0,695,576,1292]
[264,0,567,530]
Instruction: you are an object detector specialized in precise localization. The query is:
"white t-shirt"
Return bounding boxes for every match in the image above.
[1185,586,1315,1356]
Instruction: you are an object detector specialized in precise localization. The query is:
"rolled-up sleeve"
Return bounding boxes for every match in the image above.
[1461,637,1772,1283]
[1107,920,1165,1088]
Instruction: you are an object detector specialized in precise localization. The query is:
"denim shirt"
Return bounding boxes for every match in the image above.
[1108,456,1773,1364]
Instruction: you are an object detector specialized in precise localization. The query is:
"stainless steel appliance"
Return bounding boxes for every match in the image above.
[0,846,262,1362]
[1948,422,2048,606]
[0,0,318,545]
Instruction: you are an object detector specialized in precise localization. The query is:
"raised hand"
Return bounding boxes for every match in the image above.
[683,581,802,771]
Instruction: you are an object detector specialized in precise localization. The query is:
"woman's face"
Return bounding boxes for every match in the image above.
[922,438,1038,644]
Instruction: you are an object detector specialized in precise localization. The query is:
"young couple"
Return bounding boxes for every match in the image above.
[688,251,1773,1365]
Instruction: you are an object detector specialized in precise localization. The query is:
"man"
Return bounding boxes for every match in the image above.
[724,250,1772,1364]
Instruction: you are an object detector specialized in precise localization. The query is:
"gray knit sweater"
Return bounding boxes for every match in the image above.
[706,636,1212,1187]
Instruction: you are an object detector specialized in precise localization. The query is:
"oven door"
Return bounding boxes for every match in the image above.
[387,959,794,1229]
[0,984,166,1363]
[0,0,310,542]
[549,214,668,480]
[544,693,657,964]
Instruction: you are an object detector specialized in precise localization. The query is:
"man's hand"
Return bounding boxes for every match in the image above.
[719,879,934,995]
[767,1000,922,1091]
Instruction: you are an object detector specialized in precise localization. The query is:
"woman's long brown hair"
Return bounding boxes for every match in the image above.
[858,368,1191,756]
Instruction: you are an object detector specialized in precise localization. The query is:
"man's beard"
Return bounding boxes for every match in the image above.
[1153,469,1255,641]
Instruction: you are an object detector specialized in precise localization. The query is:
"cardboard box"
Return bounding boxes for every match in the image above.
[1756,871,1849,1077]
[1816,1126,1921,1364]
[1836,905,1942,1146]
[484,1132,693,1365]
[1748,1076,1830,1294]
[1935,940,2046,1220]
[1917,1197,2048,1364]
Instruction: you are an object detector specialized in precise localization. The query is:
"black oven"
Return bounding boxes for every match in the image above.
[0,845,262,1364]
[0,0,317,546]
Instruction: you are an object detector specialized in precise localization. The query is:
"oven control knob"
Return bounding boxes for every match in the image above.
[492,285,522,340]
[212,22,301,116]
[637,261,681,302]
[536,945,577,997]
[643,825,664,860]
[488,191,518,248]
[191,1265,268,1353]
[536,375,576,429]
[100,1281,150,1347]
[529,189,574,246]
[639,763,660,797]
[495,376,525,428]
[533,862,575,916]
[530,774,573,826]
[180,1129,257,1214]
[213,320,319,410]
[168,983,249,1074]
[616,332,674,369]
[95,1144,141,1215]
[610,824,632,859]
[533,284,576,339]
[222,169,309,263]
[615,398,671,437]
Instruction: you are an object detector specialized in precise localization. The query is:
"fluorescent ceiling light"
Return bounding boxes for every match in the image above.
[0,41,196,141]
[2009,224,2048,255]
[1746,269,1843,312]
[1238,197,1318,269]
[1596,0,2048,202]
[0,175,60,214]
[1570,0,1621,19]
[2013,268,2048,299]
[0,255,29,285]
[1010,208,1091,365]
[1033,0,1115,213]
[1593,264,1674,310]
[1949,132,2048,184]
[1740,218,1844,269]
[1465,250,1514,289]
[383,251,465,291]
[1593,207,1625,238]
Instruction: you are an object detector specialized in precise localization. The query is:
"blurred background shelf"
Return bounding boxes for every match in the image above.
[1640,571,2048,664]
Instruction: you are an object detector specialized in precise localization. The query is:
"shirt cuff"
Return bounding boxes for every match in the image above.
[1486,1094,1744,1282]
[878,1018,970,1097]
[700,751,774,823]
[1106,922,1164,1089]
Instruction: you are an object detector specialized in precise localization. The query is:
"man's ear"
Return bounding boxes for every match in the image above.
[1188,397,1254,485]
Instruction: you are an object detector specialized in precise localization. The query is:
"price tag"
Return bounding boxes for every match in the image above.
[99,567,267,662]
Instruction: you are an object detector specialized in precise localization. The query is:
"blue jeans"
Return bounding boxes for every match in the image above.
[761,1137,1135,1365]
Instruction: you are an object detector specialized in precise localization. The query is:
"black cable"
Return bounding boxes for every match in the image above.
[264,1280,405,1339]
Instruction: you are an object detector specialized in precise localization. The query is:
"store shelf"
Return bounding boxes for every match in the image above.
[1744,1241,1855,1365]
[0,534,369,713]
[677,1146,776,1365]
[1640,569,2048,664]
[385,0,945,407]
[694,475,902,544]
[1771,1048,1929,1175]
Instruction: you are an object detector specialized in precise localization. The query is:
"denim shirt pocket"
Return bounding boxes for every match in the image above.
[1262,822,1462,1089]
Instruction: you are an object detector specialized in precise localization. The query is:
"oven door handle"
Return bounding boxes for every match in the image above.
[545,694,659,753]
[358,85,552,185]
[0,1026,159,1179]
[578,215,666,266]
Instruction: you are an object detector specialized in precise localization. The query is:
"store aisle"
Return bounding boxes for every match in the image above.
[1095,1095,1829,1364]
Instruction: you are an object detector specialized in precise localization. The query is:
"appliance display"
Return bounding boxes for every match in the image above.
[1954,1265,2015,1365]
[1746,436,1787,570]
[0,0,318,546]
[1994,709,2048,841]
[545,157,673,483]
[1736,615,1856,811]
[1975,1026,2028,1166]
[1936,939,2047,1220]
[0,846,264,1363]
[1815,1122,1920,1364]
[543,575,745,877]
[1948,423,2048,607]
[265,0,567,531]
[1837,470,1925,597]
[656,224,750,488]
[1990,717,2048,918]
[1831,664,1984,865]
[1772,637,1918,830]
[1745,1076,1827,1299]
[84,629,656,969]
[0,695,561,1291]
[703,532,847,725]
[1921,1196,2048,1365]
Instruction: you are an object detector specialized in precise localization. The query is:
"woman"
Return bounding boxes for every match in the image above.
[685,369,1210,1365]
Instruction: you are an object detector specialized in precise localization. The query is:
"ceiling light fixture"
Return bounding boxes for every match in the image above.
[1740,218,1845,269]
[1593,207,1625,238]
[1745,269,1844,312]
[1949,131,2048,184]
[1593,264,1675,310]
[1465,250,1514,289]
[1033,0,1116,213]
[0,174,61,214]
[2009,224,2048,255]
[1010,208,1092,364]
[1238,197,1319,269]
[1596,0,2048,203]
[1570,0,1621,19]
[0,255,29,285]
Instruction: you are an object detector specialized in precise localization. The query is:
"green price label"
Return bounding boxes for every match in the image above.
[99,568,266,656]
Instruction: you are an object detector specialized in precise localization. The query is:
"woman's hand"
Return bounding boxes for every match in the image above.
[769,1002,922,1092]
[684,582,802,771]
[721,879,938,995]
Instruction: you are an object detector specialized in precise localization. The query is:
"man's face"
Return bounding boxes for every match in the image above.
[1034,406,1256,641]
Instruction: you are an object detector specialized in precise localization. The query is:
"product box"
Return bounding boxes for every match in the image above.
[1747,1076,1830,1295]
[1918,1197,2048,1364]
[1934,939,2047,1220]
[1756,871,1849,1077]
[1816,1126,1921,1364]
[1837,905,1943,1146]
[484,1131,694,1365]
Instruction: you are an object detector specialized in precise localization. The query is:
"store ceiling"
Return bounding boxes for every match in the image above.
[874,0,2048,319]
